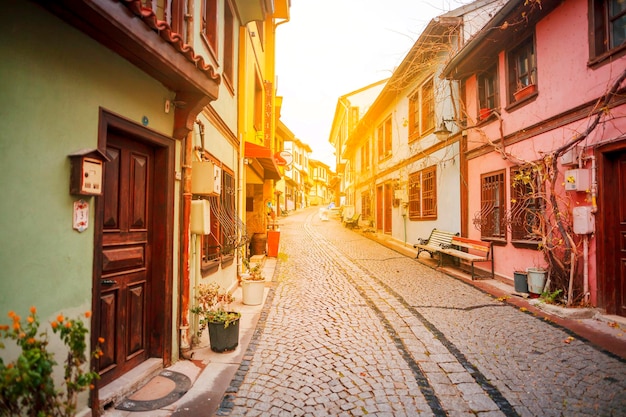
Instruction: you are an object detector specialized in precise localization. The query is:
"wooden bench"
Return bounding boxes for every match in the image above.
[413,228,458,259]
[439,236,493,280]
[343,213,361,229]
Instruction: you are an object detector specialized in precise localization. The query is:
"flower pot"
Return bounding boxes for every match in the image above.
[527,267,546,295]
[208,316,240,352]
[242,279,266,305]
[513,271,528,293]
[249,233,267,256]
[479,108,492,120]
[513,83,536,101]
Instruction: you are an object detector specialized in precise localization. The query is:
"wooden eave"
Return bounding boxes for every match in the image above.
[36,0,222,139]
[441,0,564,81]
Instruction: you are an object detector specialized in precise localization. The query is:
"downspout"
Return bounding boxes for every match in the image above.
[581,151,597,304]
[179,130,193,352]
[179,0,194,357]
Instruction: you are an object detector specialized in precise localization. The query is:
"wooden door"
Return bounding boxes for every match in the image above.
[97,133,154,385]
[384,183,393,234]
[376,185,383,232]
[599,145,626,317]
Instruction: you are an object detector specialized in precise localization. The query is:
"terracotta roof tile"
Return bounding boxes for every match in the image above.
[118,0,221,84]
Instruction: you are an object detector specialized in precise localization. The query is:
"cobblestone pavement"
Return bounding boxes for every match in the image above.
[218,208,626,417]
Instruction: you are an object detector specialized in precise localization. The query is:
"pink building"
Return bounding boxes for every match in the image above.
[442,0,626,316]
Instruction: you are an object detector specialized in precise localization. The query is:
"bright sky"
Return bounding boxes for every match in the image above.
[275,0,471,169]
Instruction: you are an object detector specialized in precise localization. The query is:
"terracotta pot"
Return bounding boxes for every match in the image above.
[480,108,492,120]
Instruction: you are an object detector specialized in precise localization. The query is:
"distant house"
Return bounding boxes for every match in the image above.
[441,0,626,314]
[331,0,500,239]
[309,159,335,206]
[283,137,313,210]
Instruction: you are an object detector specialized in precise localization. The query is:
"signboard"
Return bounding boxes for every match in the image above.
[274,151,293,166]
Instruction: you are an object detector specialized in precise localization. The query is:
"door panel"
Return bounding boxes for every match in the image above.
[616,157,626,316]
[376,186,383,232]
[384,183,392,234]
[98,133,153,385]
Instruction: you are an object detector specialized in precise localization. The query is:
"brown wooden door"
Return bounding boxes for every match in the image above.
[617,156,626,316]
[98,133,153,385]
[384,183,393,234]
[376,185,383,232]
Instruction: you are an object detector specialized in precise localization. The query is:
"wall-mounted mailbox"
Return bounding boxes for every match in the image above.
[190,199,211,235]
[191,161,221,196]
[68,148,110,196]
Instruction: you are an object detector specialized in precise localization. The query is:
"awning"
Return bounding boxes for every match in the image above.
[245,142,282,181]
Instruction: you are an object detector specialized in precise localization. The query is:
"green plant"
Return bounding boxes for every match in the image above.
[0,307,103,417]
[541,289,564,305]
[241,259,265,281]
[190,283,240,335]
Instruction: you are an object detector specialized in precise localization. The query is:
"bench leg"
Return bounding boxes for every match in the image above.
[470,262,475,281]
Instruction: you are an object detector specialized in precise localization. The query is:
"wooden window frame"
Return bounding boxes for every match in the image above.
[408,165,437,221]
[408,77,435,142]
[377,117,392,161]
[361,191,372,220]
[507,36,537,104]
[480,170,506,241]
[589,0,626,65]
[510,166,543,246]
[223,0,235,92]
[201,167,235,275]
[201,0,218,61]
[478,65,499,116]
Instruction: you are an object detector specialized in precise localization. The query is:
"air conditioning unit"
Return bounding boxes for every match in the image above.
[190,200,211,235]
[191,161,220,195]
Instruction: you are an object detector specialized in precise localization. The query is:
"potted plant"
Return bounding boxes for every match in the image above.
[241,259,266,306]
[191,283,240,352]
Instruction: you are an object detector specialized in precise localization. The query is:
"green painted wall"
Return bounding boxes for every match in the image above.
[0,3,176,321]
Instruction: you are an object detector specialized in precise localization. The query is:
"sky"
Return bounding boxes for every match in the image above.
[275,0,472,169]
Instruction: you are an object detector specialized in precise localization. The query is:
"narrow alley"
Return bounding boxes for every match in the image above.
[209,208,626,417]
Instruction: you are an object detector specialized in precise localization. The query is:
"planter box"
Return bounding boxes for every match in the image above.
[513,84,536,101]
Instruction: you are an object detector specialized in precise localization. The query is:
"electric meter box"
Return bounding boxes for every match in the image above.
[564,169,590,192]
[191,161,221,196]
[190,199,211,235]
[572,206,595,235]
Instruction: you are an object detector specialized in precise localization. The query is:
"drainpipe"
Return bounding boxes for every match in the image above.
[179,130,193,352]
[580,151,597,304]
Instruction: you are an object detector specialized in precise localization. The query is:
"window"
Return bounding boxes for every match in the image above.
[201,168,235,274]
[591,0,626,60]
[508,37,536,102]
[223,0,235,89]
[360,140,370,172]
[480,170,506,240]
[408,77,435,141]
[361,191,372,220]
[408,166,437,220]
[510,166,542,243]
[202,0,218,57]
[478,65,499,116]
[377,117,392,160]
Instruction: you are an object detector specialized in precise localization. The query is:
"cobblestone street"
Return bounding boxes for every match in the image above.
[220,208,626,417]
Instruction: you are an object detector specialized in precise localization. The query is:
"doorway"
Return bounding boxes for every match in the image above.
[94,111,175,386]
[598,141,626,317]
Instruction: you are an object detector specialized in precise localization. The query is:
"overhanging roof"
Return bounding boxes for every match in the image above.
[245,142,282,180]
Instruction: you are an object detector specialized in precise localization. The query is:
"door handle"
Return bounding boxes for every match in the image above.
[101,279,117,285]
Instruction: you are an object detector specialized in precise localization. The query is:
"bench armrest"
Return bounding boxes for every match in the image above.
[417,238,428,244]
[440,243,452,249]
